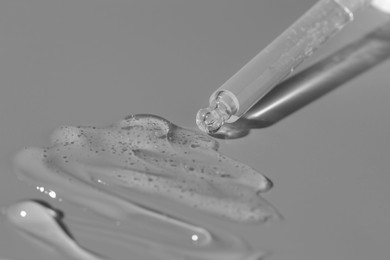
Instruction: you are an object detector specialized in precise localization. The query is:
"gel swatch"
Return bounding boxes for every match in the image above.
[12,114,277,259]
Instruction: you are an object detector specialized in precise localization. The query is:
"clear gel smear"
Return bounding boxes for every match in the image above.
[10,114,278,260]
[2,200,105,260]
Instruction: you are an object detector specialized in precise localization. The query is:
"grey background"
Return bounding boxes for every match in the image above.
[0,1,390,260]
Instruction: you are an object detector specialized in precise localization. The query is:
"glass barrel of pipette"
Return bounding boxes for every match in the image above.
[210,0,370,121]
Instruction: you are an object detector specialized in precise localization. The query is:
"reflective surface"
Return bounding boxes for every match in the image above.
[1,1,390,260]
[3,201,104,260]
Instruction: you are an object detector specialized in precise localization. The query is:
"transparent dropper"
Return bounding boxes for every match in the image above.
[196,90,239,133]
[196,0,371,134]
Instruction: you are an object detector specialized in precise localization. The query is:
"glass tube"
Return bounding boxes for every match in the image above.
[196,0,371,134]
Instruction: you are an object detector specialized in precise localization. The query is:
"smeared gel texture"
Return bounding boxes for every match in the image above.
[11,114,277,259]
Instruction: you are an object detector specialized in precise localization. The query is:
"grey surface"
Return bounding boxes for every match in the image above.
[1,1,390,260]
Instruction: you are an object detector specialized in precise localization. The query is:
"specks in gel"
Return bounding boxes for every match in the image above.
[9,114,277,260]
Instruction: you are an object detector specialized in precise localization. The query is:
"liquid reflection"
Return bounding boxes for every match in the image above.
[11,114,277,260]
[3,200,105,260]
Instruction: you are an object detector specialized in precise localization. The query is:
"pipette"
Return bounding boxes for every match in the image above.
[196,0,372,134]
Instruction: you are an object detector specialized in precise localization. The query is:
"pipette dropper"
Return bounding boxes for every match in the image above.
[196,0,371,134]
